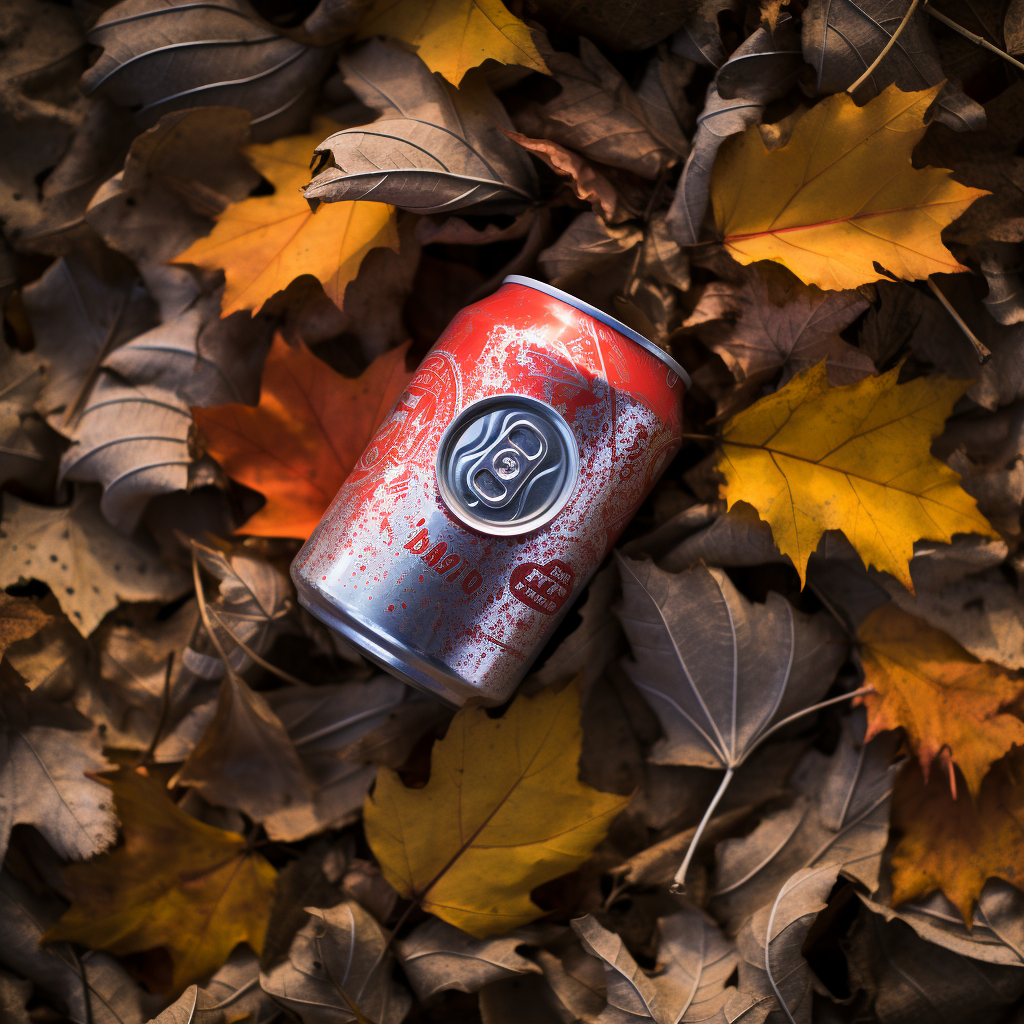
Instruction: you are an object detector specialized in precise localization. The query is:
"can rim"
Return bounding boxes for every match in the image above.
[502,274,691,389]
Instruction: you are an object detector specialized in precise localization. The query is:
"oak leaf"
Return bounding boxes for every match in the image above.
[711,85,988,290]
[363,676,629,937]
[45,767,277,993]
[717,361,998,589]
[172,123,397,317]
[890,754,1024,924]
[356,0,547,85]
[192,334,414,539]
[857,604,1024,798]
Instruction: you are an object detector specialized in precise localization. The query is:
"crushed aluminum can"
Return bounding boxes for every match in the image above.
[290,275,690,706]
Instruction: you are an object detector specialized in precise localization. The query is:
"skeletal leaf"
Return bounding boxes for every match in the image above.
[306,40,537,215]
[857,604,1024,797]
[356,0,547,84]
[173,122,397,317]
[0,871,146,1024]
[717,362,998,589]
[712,85,988,290]
[0,489,188,636]
[46,767,277,993]
[193,334,414,539]
[802,0,984,130]
[615,555,845,770]
[735,864,841,1024]
[260,901,412,1024]
[712,713,900,932]
[364,677,628,937]
[80,0,333,137]
[396,919,541,1000]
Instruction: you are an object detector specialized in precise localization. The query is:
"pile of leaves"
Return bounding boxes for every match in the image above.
[5,0,1024,1020]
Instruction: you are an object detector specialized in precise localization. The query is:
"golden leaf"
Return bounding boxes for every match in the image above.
[858,604,1024,798]
[718,361,997,589]
[45,767,277,993]
[711,85,988,290]
[356,0,548,85]
[172,122,397,317]
[363,677,628,937]
[891,754,1024,924]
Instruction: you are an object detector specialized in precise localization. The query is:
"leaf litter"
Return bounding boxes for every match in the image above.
[3,0,1024,1021]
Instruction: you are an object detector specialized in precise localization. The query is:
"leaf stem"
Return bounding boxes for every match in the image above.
[191,544,241,683]
[207,605,310,687]
[752,686,874,748]
[927,277,992,364]
[923,2,1024,73]
[671,766,735,894]
[847,0,923,95]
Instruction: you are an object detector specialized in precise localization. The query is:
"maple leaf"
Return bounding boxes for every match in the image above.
[356,0,548,86]
[192,334,414,539]
[857,604,1024,798]
[717,361,998,589]
[171,123,398,317]
[890,754,1024,925]
[45,767,277,994]
[710,84,989,289]
[363,676,629,937]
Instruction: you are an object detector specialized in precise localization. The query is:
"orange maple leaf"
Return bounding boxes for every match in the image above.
[857,605,1024,798]
[891,754,1024,924]
[193,335,414,539]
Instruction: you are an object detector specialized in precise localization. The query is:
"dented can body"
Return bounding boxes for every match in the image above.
[290,276,689,706]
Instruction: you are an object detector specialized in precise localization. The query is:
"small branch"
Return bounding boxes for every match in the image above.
[136,653,174,767]
[207,605,310,688]
[670,766,735,894]
[927,277,992,364]
[923,2,1024,73]
[847,0,923,95]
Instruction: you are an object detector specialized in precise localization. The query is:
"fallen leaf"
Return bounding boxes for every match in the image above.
[615,555,845,769]
[682,272,873,387]
[260,901,412,1024]
[0,342,53,495]
[890,754,1024,924]
[173,121,397,317]
[356,0,547,85]
[0,488,188,636]
[857,604,1024,797]
[735,864,841,1024]
[801,0,984,130]
[46,767,277,993]
[81,0,333,136]
[363,677,629,937]
[524,0,699,50]
[712,712,900,932]
[306,40,537,216]
[717,361,998,588]
[58,297,271,532]
[711,85,988,290]
[193,333,414,539]
[667,25,804,245]
[151,947,274,1024]
[978,241,1024,327]
[537,211,643,283]
[0,594,50,659]
[0,870,146,1024]
[396,919,541,1000]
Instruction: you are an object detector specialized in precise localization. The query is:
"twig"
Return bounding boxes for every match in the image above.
[670,767,735,894]
[136,653,174,767]
[927,277,992,364]
[847,0,922,95]
[923,2,1024,73]
[207,605,310,687]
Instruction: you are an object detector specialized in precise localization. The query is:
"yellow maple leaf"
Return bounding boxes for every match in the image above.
[363,676,628,937]
[858,605,1024,798]
[45,767,277,993]
[718,361,997,589]
[172,121,397,317]
[711,85,988,290]
[356,0,548,85]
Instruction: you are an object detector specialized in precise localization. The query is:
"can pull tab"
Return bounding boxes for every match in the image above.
[466,418,548,509]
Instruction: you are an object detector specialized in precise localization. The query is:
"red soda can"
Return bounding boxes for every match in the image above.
[290,276,689,706]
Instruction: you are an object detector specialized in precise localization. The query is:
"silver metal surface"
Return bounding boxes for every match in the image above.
[435,395,579,536]
[502,274,692,387]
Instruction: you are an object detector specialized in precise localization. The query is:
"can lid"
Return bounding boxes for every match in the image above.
[502,274,691,389]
